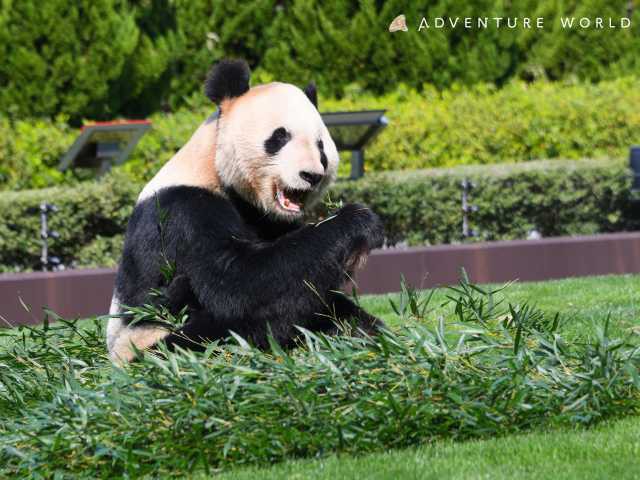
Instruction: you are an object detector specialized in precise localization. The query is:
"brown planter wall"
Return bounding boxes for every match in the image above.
[0,268,116,327]
[2,232,640,327]
[353,232,640,294]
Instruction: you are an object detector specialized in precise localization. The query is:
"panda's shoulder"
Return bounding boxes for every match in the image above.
[156,185,225,206]
[134,185,241,230]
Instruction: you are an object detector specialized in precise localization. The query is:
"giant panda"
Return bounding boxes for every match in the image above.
[107,59,385,363]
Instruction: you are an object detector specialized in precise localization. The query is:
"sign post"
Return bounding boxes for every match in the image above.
[58,120,151,174]
[321,110,388,179]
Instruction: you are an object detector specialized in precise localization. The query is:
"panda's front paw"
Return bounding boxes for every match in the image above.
[337,203,385,251]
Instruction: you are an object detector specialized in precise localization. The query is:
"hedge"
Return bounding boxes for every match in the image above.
[324,78,640,172]
[0,158,636,273]
[2,0,640,120]
[0,173,137,273]
[3,77,640,191]
[328,158,638,246]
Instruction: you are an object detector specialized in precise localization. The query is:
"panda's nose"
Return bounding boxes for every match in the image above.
[299,171,323,187]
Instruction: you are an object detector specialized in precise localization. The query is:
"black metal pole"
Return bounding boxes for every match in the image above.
[39,203,61,271]
[40,203,49,271]
[461,179,478,241]
[462,181,470,239]
[630,146,640,191]
[350,150,365,180]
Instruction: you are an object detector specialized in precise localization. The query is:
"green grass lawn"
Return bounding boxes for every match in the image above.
[1,274,640,478]
[217,417,640,480]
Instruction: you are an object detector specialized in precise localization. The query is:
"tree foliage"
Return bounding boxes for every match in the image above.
[1,0,639,119]
[0,0,167,120]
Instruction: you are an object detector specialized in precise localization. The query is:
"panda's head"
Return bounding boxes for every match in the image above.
[205,59,339,220]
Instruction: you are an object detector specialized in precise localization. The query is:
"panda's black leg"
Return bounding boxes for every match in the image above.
[161,310,209,352]
[160,308,235,352]
[149,275,224,352]
[155,274,198,315]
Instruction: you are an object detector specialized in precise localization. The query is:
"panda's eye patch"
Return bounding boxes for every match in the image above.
[317,139,328,170]
[264,127,291,155]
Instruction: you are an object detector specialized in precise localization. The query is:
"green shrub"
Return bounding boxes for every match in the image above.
[0,158,636,272]
[262,0,531,96]
[163,0,281,109]
[163,0,640,103]
[0,116,76,190]
[263,0,640,97]
[3,0,640,119]
[328,158,638,245]
[0,0,176,122]
[3,77,640,191]
[74,235,124,269]
[0,173,137,273]
[521,0,640,83]
[323,78,640,172]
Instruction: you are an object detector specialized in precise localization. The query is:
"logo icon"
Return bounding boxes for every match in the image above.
[389,14,408,32]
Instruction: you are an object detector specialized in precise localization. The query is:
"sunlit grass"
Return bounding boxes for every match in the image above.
[216,416,640,480]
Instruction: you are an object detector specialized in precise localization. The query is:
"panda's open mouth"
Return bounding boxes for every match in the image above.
[275,187,309,213]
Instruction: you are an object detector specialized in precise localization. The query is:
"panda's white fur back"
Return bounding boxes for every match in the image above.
[138,113,221,202]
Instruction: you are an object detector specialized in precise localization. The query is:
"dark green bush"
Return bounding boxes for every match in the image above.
[329,158,638,245]
[0,0,176,121]
[0,158,636,272]
[0,173,137,273]
[163,0,281,109]
[263,0,640,96]
[262,0,529,95]
[521,0,640,83]
[3,77,640,191]
[2,1,640,119]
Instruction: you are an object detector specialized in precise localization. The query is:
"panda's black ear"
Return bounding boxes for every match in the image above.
[303,82,318,109]
[204,59,251,104]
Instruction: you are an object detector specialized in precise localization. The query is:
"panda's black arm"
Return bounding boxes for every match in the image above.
[177,202,382,326]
